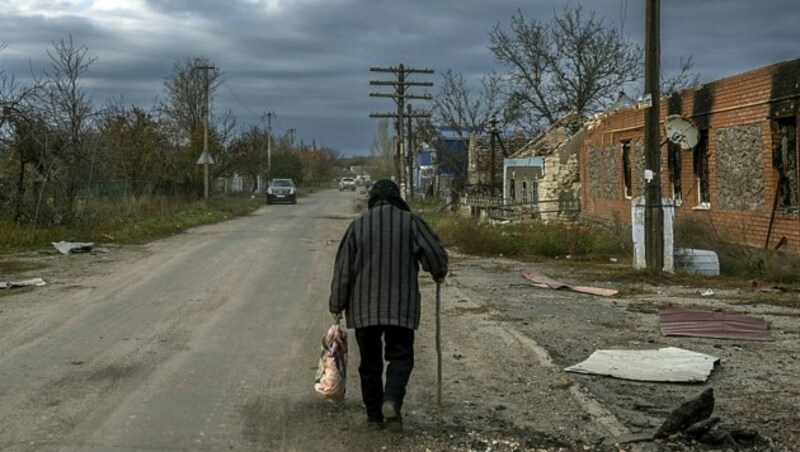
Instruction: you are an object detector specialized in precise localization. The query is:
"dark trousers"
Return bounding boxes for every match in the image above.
[355,326,415,420]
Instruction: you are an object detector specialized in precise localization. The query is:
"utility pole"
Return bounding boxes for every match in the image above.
[486,117,508,197]
[264,111,275,185]
[644,0,664,271]
[369,64,433,198]
[198,64,215,202]
[406,104,415,196]
[489,117,497,196]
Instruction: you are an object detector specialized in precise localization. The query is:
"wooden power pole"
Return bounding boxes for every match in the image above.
[369,64,433,198]
[264,111,275,185]
[644,0,664,271]
[198,64,215,202]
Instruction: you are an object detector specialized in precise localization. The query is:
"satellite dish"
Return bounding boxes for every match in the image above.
[664,115,699,150]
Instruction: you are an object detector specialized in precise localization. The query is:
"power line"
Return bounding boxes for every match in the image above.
[620,0,629,37]
[223,81,259,117]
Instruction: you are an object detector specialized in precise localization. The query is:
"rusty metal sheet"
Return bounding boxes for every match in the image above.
[659,307,771,341]
[520,267,618,297]
[564,347,719,383]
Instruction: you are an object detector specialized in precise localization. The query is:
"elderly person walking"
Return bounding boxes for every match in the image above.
[329,179,448,432]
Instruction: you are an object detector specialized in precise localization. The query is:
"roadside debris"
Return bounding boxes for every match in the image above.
[652,388,775,449]
[52,241,95,255]
[699,288,714,297]
[564,347,719,382]
[656,387,715,438]
[674,248,720,276]
[0,277,46,290]
[520,267,618,297]
[659,306,771,341]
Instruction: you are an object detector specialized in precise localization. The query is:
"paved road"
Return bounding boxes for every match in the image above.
[0,190,359,450]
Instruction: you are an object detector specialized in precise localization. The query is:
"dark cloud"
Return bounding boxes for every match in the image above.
[1,1,797,155]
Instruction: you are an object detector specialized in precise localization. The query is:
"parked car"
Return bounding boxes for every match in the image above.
[338,177,356,191]
[266,178,297,204]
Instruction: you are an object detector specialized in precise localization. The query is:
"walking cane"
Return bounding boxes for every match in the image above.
[435,281,443,425]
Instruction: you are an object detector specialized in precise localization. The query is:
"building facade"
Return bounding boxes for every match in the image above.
[581,58,800,253]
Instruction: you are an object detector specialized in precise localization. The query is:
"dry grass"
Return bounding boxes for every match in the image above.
[0,260,49,275]
[0,194,262,254]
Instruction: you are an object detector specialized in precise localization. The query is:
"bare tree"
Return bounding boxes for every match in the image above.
[661,55,700,96]
[369,119,394,180]
[161,56,220,131]
[159,56,222,196]
[431,69,510,137]
[45,36,96,155]
[40,35,97,222]
[490,6,643,129]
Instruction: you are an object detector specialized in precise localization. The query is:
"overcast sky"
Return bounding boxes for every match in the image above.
[1,0,798,155]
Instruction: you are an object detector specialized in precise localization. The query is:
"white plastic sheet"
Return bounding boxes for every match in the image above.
[52,241,95,255]
[0,277,46,289]
[565,347,719,383]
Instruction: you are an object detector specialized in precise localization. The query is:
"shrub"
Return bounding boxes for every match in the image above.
[422,213,629,260]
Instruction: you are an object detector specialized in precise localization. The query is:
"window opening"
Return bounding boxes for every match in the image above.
[621,140,632,198]
[521,181,528,203]
[667,142,682,203]
[773,117,798,210]
[693,130,710,205]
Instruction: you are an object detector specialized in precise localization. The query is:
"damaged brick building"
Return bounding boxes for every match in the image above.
[581,58,800,253]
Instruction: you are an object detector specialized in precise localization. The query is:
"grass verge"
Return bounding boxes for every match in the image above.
[413,202,800,287]
[0,194,264,254]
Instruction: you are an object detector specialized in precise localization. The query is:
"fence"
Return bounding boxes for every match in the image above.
[463,194,581,221]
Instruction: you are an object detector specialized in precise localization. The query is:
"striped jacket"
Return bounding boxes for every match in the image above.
[329,201,448,329]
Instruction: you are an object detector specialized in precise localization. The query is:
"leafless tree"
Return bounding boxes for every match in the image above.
[45,36,96,155]
[39,35,97,222]
[661,55,700,96]
[431,69,510,138]
[160,56,221,143]
[490,5,643,129]
[369,119,394,180]
[159,56,222,196]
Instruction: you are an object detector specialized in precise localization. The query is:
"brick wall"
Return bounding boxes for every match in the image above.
[581,58,800,253]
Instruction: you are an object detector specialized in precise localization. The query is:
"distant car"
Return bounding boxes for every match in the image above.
[339,177,356,191]
[266,178,297,204]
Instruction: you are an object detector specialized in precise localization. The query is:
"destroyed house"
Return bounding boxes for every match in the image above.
[506,112,586,220]
[581,58,800,253]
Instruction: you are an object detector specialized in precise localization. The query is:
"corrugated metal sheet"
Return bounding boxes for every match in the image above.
[564,347,719,382]
[659,307,771,341]
[520,267,618,297]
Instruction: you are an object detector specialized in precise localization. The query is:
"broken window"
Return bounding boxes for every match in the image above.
[693,130,710,206]
[531,180,539,204]
[521,181,528,203]
[667,142,682,204]
[510,178,516,199]
[772,117,798,211]
[621,140,632,198]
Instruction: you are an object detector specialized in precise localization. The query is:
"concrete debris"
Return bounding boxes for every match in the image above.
[0,277,46,290]
[52,241,95,255]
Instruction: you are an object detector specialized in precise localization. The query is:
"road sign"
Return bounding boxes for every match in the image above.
[196,151,215,165]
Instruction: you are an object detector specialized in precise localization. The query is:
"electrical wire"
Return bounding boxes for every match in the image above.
[620,0,628,37]
[223,81,259,117]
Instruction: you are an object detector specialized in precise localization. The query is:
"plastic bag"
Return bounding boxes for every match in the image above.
[314,322,347,403]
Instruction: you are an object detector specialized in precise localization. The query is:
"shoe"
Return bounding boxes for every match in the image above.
[381,400,403,433]
[367,419,384,431]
